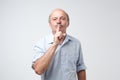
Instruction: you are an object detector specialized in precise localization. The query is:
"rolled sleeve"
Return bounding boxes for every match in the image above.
[77,63,86,72]
[32,45,44,63]
[76,44,86,72]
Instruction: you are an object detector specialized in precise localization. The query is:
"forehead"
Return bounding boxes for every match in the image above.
[50,10,67,18]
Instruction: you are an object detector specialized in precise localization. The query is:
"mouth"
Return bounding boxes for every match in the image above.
[56,24,63,27]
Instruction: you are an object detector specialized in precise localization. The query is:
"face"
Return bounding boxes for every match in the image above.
[49,9,69,34]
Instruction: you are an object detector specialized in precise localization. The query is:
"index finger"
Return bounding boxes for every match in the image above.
[56,25,60,32]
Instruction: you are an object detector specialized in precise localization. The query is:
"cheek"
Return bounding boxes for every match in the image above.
[51,21,56,25]
[51,26,57,31]
[49,22,56,27]
[61,27,67,32]
[63,21,69,26]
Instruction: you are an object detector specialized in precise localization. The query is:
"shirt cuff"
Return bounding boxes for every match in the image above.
[77,64,87,72]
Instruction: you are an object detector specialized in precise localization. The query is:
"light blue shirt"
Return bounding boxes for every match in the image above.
[33,33,86,80]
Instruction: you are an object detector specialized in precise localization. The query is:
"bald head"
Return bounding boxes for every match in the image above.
[48,9,69,24]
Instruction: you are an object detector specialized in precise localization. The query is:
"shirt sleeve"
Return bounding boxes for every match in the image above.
[76,43,87,72]
[32,45,44,63]
[32,39,45,64]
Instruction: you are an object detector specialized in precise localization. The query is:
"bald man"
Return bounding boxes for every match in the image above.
[32,8,86,80]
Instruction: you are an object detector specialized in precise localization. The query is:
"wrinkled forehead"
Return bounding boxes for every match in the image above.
[49,9,69,23]
[50,9,68,18]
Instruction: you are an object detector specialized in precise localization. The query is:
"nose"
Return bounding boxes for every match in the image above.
[56,19,61,24]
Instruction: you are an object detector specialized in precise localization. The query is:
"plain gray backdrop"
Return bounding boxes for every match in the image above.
[0,0,120,80]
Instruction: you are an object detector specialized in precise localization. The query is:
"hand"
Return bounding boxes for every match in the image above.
[54,26,66,45]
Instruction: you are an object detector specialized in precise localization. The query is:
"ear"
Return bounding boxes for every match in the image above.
[49,22,52,27]
[66,21,69,27]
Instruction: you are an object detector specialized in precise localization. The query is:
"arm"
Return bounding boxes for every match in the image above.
[32,27,66,75]
[77,70,86,80]
[32,42,58,75]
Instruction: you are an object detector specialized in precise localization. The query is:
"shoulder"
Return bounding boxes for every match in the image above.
[67,35,83,51]
[35,33,53,47]
[68,35,81,44]
[67,35,82,49]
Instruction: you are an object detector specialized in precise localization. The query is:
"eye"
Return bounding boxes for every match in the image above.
[52,18,57,21]
[61,17,66,20]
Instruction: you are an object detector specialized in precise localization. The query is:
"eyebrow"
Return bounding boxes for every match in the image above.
[51,16,66,19]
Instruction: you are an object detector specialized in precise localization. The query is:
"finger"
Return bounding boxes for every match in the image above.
[58,33,66,40]
[58,31,62,39]
[62,33,66,36]
[56,26,60,32]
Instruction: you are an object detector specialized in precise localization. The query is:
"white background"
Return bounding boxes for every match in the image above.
[0,0,120,80]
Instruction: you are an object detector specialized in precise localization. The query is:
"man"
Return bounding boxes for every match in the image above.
[32,8,86,80]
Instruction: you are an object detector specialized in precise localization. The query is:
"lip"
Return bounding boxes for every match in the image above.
[56,24,63,27]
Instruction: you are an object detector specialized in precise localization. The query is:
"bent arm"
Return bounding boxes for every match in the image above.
[77,70,86,80]
[32,27,66,75]
[32,43,58,75]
